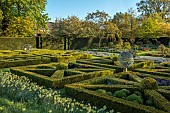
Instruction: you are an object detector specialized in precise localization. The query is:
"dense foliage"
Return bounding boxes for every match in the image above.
[50,0,170,48]
[0,0,49,37]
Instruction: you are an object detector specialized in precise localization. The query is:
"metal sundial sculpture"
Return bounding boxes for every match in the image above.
[118,51,134,72]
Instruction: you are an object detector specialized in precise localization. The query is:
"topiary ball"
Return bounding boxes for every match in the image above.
[106,92,113,96]
[134,91,142,97]
[113,90,127,99]
[121,89,131,95]
[140,77,158,90]
[126,94,143,104]
[146,99,154,106]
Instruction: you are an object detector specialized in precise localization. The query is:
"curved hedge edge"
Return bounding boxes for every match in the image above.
[144,89,170,112]
[65,84,166,113]
[157,89,170,101]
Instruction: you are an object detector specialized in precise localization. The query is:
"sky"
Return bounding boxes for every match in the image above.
[45,0,141,22]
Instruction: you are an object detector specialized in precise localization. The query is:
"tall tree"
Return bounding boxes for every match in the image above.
[136,17,162,39]
[104,21,122,44]
[136,0,170,19]
[0,9,3,34]
[53,16,82,38]
[112,10,137,43]
[85,10,112,47]
[158,22,170,36]
[78,21,98,38]
[0,0,49,37]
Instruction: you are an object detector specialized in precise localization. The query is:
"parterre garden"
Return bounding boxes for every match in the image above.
[0,49,170,113]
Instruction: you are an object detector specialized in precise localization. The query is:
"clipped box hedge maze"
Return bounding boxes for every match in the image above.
[74,58,154,72]
[10,62,113,88]
[65,63,170,113]
[0,49,92,68]
[0,56,50,68]
[3,49,170,113]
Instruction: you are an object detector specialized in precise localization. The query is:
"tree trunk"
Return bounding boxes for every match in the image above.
[99,37,101,48]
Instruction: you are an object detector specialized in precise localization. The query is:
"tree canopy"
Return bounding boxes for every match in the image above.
[136,18,162,38]
[136,0,170,19]
[0,0,49,37]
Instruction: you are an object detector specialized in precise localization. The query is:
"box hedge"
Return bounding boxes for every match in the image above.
[65,84,166,113]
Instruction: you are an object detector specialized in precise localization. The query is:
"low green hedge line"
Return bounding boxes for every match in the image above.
[10,68,55,88]
[74,75,139,86]
[134,68,170,77]
[136,72,170,83]
[69,84,139,93]
[83,58,113,65]
[27,69,56,77]
[129,60,154,70]
[160,62,170,67]
[10,67,113,88]
[65,84,165,113]
[157,89,170,101]
[115,72,143,83]
[76,60,118,69]
[0,58,50,68]
[64,69,84,77]
[68,62,104,69]
[49,55,76,62]
[144,89,170,112]
[53,70,113,88]
[76,60,122,72]
[76,59,154,73]
[75,68,103,72]
[159,86,170,90]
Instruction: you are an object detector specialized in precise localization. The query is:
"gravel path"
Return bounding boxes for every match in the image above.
[83,50,170,63]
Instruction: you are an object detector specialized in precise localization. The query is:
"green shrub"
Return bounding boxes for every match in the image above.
[140,77,158,90]
[146,99,154,106]
[121,89,131,94]
[126,94,143,104]
[113,90,127,99]
[134,91,142,97]
[96,89,107,94]
[106,92,113,96]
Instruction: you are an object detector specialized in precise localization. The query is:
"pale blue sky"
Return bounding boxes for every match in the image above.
[45,0,141,22]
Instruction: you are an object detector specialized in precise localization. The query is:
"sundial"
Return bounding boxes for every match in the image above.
[118,51,134,72]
